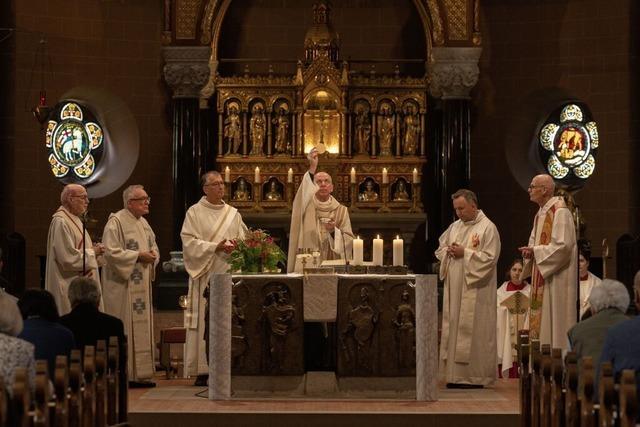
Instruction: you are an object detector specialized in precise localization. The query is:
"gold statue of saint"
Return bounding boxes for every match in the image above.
[250,103,266,156]
[393,180,410,201]
[273,105,290,154]
[402,104,419,156]
[233,178,251,201]
[354,106,371,155]
[224,103,242,155]
[359,180,379,202]
[377,103,394,157]
[265,180,282,201]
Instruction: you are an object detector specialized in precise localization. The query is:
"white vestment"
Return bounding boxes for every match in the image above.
[287,171,353,273]
[521,196,577,351]
[45,206,102,315]
[101,209,159,381]
[181,198,247,376]
[579,272,601,318]
[435,210,501,386]
[496,281,531,376]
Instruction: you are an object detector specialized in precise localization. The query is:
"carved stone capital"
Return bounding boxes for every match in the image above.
[428,47,482,100]
[162,46,211,99]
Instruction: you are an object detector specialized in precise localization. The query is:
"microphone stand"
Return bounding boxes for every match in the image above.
[336,227,354,273]
[81,211,87,276]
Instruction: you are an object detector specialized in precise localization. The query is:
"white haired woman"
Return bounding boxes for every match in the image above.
[0,292,36,395]
[568,279,630,363]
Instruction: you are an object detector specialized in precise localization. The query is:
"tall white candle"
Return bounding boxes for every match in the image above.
[382,168,388,184]
[350,167,356,184]
[393,235,404,266]
[353,236,364,265]
[372,234,383,266]
[224,166,231,183]
[254,166,260,183]
[288,168,293,183]
[412,168,419,183]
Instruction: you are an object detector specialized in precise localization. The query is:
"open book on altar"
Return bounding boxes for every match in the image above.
[499,291,529,315]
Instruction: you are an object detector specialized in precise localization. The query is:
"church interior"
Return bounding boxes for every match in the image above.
[0,0,639,426]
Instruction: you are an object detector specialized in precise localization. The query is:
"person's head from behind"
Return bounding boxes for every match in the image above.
[588,279,629,315]
[68,277,101,309]
[0,292,23,336]
[634,270,640,311]
[18,289,59,321]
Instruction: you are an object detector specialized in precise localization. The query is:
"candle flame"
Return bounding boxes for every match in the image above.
[396,235,399,239]
[377,234,380,239]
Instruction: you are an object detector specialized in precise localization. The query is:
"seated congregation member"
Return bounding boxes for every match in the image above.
[496,259,530,378]
[568,279,628,364]
[598,271,640,397]
[60,277,125,352]
[578,246,602,319]
[17,289,75,375]
[0,292,35,394]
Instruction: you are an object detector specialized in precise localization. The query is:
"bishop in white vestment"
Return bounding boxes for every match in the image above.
[435,189,501,387]
[288,149,353,272]
[46,184,104,315]
[520,174,577,351]
[181,171,248,378]
[102,185,159,384]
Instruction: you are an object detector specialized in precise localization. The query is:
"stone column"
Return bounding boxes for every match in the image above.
[163,46,211,248]
[428,47,481,238]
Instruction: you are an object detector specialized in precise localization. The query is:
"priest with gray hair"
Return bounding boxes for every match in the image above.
[101,184,159,387]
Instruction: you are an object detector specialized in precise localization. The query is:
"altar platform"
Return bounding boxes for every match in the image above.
[128,377,519,427]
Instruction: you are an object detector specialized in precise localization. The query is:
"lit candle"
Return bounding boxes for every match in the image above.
[353,236,364,265]
[224,166,231,183]
[254,166,260,183]
[393,235,404,266]
[412,168,419,183]
[382,168,388,184]
[287,168,293,183]
[372,235,384,266]
[350,167,356,184]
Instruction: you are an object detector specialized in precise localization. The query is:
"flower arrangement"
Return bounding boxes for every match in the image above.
[227,228,286,273]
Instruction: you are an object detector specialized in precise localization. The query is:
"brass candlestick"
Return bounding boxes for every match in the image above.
[409,182,422,213]
[252,181,264,212]
[377,182,390,213]
[349,182,359,212]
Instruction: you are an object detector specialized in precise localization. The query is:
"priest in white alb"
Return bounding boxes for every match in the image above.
[101,185,159,387]
[435,189,501,387]
[46,184,104,315]
[287,148,353,272]
[181,171,248,385]
[519,174,577,351]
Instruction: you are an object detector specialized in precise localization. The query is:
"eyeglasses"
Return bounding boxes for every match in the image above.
[204,182,225,187]
[130,197,151,203]
[528,185,543,190]
[71,195,89,201]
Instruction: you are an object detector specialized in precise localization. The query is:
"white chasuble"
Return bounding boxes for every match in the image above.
[287,171,353,273]
[435,210,501,386]
[181,198,247,376]
[45,206,102,315]
[521,196,577,351]
[102,209,159,381]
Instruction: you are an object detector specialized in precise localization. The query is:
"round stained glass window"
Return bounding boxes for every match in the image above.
[45,102,105,183]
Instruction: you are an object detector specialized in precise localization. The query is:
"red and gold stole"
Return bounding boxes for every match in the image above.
[528,203,559,339]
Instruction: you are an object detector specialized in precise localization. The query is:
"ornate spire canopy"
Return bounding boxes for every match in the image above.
[304,2,339,63]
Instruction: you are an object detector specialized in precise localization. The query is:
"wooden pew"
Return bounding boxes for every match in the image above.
[597,362,615,427]
[540,344,552,426]
[53,355,69,427]
[34,360,50,427]
[580,357,595,427]
[550,348,564,427]
[518,330,531,427]
[94,341,107,427]
[564,351,579,427]
[530,339,541,427]
[118,337,128,424]
[68,350,83,427]
[106,337,119,426]
[618,369,638,427]
[11,367,30,427]
[82,346,96,427]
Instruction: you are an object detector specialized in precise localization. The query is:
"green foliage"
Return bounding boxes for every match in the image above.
[227,228,286,273]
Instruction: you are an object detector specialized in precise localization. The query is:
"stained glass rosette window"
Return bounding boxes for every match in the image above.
[45,102,105,183]
[538,103,599,188]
